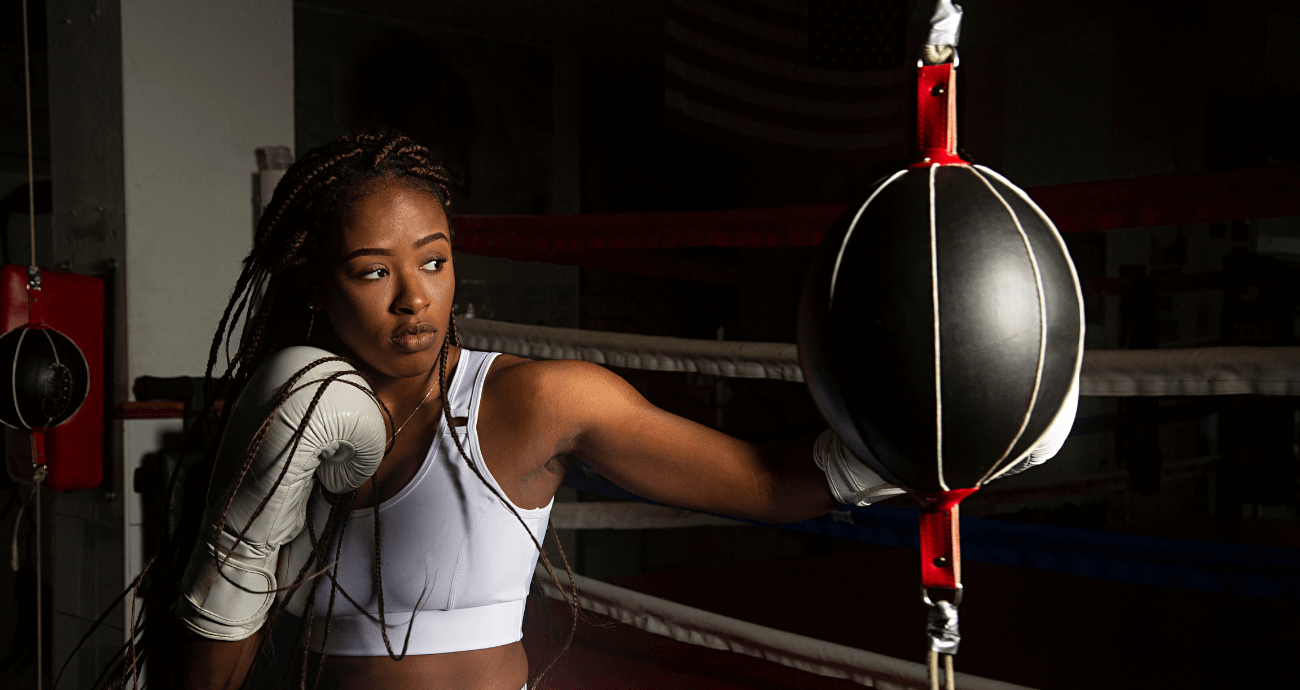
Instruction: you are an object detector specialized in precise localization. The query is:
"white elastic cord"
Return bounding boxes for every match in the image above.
[928,164,947,490]
[965,167,1049,484]
[830,170,908,310]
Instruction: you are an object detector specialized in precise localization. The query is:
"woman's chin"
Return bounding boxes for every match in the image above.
[362,349,446,381]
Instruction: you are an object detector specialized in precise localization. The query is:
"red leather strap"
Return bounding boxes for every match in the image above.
[914,63,962,167]
[915,488,978,590]
[919,506,961,588]
[30,428,46,468]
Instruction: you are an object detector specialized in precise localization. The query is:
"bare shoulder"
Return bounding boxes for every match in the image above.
[477,355,645,486]
[482,355,640,416]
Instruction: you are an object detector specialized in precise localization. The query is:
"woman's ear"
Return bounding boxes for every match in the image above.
[304,275,325,313]
[289,264,324,313]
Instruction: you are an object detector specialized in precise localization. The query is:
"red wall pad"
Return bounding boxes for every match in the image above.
[2,266,106,491]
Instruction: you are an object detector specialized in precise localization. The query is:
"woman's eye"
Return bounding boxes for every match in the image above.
[421,258,444,272]
[359,268,388,280]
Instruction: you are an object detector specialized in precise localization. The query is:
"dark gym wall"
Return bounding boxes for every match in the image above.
[294,4,553,215]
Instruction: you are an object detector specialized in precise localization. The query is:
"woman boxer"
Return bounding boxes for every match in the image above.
[127,132,1074,690]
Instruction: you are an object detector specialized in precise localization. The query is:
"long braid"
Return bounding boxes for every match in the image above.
[104,134,450,689]
[370,473,401,659]
[294,489,354,690]
[448,311,461,347]
[311,492,352,690]
[101,132,585,689]
[434,323,580,688]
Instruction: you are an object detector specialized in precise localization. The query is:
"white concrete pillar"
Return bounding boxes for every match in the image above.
[45,1,294,685]
[122,0,295,380]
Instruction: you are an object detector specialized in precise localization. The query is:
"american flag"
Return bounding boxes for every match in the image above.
[665,0,908,156]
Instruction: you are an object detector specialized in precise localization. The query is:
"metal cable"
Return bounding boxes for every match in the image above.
[22,0,36,264]
[33,467,46,690]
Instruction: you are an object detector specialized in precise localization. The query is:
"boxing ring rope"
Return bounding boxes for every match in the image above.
[449,317,1300,598]
[534,565,1039,690]
[458,318,804,381]
[1079,348,1300,396]
[456,317,1300,396]
[559,467,1300,601]
[448,164,1300,684]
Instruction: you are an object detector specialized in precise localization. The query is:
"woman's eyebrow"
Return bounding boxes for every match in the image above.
[343,247,390,260]
[413,232,449,249]
[343,232,449,261]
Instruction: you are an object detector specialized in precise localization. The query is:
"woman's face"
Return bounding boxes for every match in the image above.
[317,179,454,381]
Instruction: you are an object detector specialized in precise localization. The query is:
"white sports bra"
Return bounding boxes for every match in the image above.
[279,349,553,656]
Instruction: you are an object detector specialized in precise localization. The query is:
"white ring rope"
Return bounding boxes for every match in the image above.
[458,317,805,381]
[455,318,1300,396]
[535,565,1040,690]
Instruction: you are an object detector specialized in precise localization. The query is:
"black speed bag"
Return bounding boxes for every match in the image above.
[798,164,1084,493]
[0,324,90,430]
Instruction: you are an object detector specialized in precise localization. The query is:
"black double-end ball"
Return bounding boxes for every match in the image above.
[0,324,90,430]
[798,164,1084,493]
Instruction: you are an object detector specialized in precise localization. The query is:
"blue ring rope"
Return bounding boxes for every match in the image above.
[563,466,1300,601]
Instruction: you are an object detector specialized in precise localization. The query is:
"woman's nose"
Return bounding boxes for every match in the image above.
[392,272,430,314]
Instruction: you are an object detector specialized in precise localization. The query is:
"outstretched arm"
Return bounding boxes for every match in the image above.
[485,358,844,523]
[482,356,1075,519]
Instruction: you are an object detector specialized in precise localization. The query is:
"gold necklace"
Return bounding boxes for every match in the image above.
[392,378,437,439]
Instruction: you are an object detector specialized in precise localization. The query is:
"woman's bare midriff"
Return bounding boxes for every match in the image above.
[300,641,529,690]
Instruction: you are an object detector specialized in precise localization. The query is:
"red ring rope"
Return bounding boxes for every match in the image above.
[453,164,1300,260]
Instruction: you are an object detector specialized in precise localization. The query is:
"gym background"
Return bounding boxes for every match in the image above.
[0,1,1297,688]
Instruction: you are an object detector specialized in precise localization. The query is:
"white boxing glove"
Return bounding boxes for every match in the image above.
[178,346,386,641]
[814,377,1080,504]
[996,376,1079,479]
[812,430,907,506]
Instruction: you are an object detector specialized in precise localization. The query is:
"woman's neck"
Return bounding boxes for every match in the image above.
[369,345,462,431]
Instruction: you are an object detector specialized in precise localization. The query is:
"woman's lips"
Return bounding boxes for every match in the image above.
[391,322,438,353]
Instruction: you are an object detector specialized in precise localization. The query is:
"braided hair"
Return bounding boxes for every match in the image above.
[103,133,578,689]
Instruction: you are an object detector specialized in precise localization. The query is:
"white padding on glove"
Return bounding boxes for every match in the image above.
[813,429,907,506]
[179,346,386,641]
[179,531,277,639]
[996,376,1080,480]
